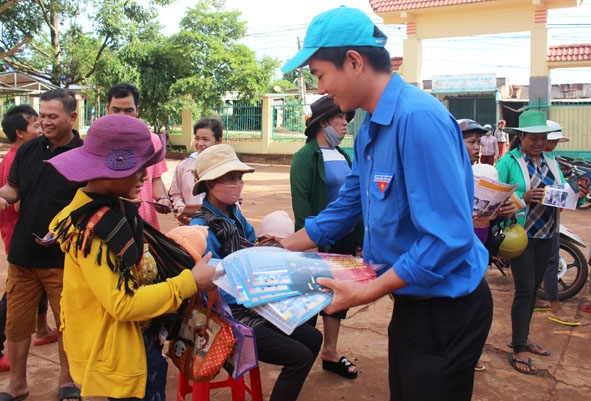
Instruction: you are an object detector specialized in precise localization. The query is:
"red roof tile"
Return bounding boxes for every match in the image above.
[391,57,403,71]
[370,0,495,12]
[547,44,591,63]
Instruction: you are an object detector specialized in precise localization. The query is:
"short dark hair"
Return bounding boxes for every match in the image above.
[40,89,77,113]
[107,83,140,106]
[193,118,224,142]
[1,104,38,143]
[311,27,391,73]
[462,130,482,140]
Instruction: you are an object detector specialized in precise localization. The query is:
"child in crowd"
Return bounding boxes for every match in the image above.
[169,117,223,225]
[459,118,518,371]
[189,144,322,401]
[48,114,216,400]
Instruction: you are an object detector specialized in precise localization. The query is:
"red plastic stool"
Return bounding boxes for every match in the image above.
[176,367,263,401]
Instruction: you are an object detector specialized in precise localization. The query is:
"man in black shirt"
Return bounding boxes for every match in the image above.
[0,89,83,401]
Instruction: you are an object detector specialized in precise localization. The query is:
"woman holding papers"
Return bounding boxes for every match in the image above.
[290,95,361,379]
[189,144,322,401]
[459,118,518,372]
[495,111,566,375]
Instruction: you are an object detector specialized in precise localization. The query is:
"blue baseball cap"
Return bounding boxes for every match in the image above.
[281,6,387,73]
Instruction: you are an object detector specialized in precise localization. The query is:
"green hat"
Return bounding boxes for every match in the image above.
[507,110,561,134]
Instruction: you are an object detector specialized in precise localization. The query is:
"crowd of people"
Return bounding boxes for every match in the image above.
[0,5,589,401]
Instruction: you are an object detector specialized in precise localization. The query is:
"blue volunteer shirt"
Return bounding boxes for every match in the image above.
[305,73,488,298]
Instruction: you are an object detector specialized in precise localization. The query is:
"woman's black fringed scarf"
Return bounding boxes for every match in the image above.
[53,193,195,295]
[195,205,253,258]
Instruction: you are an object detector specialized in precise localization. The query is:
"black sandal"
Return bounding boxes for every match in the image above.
[322,356,358,379]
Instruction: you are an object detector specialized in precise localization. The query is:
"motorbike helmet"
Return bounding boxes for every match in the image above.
[497,222,528,259]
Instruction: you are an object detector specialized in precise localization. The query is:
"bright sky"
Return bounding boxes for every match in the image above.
[156,0,591,85]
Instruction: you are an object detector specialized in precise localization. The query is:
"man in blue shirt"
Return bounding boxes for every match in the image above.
[281,6,493,401]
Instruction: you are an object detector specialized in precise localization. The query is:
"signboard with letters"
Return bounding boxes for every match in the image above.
[432,73,497,93]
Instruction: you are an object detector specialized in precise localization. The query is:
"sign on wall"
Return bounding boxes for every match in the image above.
[432,73,497,93]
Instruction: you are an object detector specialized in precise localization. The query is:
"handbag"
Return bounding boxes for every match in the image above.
[211,290,259,380]
[168,290,236,382]
[223,313,258,380]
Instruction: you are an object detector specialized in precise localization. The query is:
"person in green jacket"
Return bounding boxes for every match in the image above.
[290,95,362,379]
[495,110,568,376]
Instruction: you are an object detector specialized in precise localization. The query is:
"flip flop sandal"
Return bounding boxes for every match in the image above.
[525,343,551,356]
[581,304,591,313]
[507,342,551,356]
[508,353,538,375]
[58,386,81,401]
[322,356,358,379]
[548,315,581,326]
[32,331,58,346]
[0,392,29,401]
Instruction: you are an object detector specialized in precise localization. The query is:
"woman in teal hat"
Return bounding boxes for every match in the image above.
[495,110,585,375]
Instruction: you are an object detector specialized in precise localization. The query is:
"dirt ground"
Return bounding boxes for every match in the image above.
[0,159,590,400]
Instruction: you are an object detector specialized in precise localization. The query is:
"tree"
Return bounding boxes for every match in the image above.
[168,0,279,115]
[118,37,187,134]
[0,0,42,60]
[1,0,171,87]
[267,79,296,94]
[282,67,317,91]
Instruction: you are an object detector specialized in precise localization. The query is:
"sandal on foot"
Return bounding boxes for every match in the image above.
[0,392,29,401]
[58,386,81,401]
[548,315,581,326]
[508,353,538,375]
[581,304,591,313]
[525,343,551,356]
[0,354,9,371]
[32,331,58,346]
[322,356,358,379]
[507,342,551,356]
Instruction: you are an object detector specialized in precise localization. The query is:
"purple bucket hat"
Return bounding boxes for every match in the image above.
[46,114,166,183]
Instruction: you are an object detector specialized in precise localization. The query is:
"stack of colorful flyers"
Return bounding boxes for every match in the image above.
[213,247,379,334]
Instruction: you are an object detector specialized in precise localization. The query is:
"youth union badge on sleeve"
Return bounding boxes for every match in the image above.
[374,174,392,193]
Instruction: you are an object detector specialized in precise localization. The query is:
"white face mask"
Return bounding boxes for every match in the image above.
[323,125,344,148]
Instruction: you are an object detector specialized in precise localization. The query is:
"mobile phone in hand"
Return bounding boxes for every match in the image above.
[32,233,55,243]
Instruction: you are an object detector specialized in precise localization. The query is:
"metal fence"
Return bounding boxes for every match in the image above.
[217,103,263,141]
[271,102,364,147]
[2,98,589,159]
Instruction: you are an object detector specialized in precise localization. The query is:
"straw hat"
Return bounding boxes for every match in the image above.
[192,144,254,195]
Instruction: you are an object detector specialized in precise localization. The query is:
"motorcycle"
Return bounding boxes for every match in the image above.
[492,224,588,301]
[556,155,591,210]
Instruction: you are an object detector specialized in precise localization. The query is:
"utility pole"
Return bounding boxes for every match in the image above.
[297,37,306,103]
